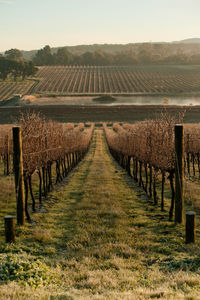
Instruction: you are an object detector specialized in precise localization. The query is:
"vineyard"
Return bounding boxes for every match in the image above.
[0,80,34,101]
[0,114,93,223]
[1,113,200,224]
[33,65,200,95]
[1,65,200,101]
[104,115,200,221]
[1,113,200,298]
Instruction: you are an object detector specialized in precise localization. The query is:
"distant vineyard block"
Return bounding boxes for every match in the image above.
[31,65,200,95]
[1,65,200,101]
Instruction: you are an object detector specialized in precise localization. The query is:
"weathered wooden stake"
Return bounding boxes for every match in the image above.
[4,216,15,243]
[5,135,10,175]
[175,125,184,223]
[186,211,196,243]
[13,127,25,225]
[186,134,190,176]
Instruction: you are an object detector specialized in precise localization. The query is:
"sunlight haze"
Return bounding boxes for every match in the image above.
[0,0,199,51]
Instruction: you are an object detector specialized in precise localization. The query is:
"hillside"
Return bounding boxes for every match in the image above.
[176,38,200,44]
[20,39,200,60]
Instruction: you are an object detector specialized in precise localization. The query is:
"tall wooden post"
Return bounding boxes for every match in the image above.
[186,211,196,244]
[5,135,10,175]
[175,125,184,223]
[4,216,15,243]
[44,133,48,148]
[13,127,25,225]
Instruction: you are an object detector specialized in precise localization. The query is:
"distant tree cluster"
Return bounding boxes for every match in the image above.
[33,44,200,66]
[2,44,200,75]
[0,48,38,81]
[33,46,72,66]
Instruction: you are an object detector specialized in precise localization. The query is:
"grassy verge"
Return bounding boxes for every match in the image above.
[0,129,200,299]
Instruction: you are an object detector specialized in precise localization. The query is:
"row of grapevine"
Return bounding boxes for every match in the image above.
[0,125,12,175]
[1,66,200,100]
[104,113,198,220]
[0,81,34,101]
[0,114,94,222]
[33,65,200,95]
[184,124,200,179]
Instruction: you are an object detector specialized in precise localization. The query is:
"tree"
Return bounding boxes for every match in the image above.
[33,45,54,65]
[93,50,106,65]
[80,52,95,65]
[55,47,72,65]
[0,57,13,80]
[5,48,23,61]
[11,60,24,81]
[72,55,83,65]
[153,44,167,60]
[137,43,153,64]
[113,51,137,65]
[0,56,38,81]
[22,61,38,80]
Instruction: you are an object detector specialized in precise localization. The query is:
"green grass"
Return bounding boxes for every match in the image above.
[0,165,16,233]
[0,129,200,299]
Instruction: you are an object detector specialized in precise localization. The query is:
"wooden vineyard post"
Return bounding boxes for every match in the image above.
[44,133,48,148]
[13,127,25,225]
[175,125,184,223]
[186,134,190,176]
[186,211,196,243]
[6,135,10,175]
[4,216,15,243]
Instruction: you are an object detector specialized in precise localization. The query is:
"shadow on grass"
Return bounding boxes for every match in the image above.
[0,135,96,259]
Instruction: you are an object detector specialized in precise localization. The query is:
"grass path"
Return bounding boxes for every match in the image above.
[1,129,200,300]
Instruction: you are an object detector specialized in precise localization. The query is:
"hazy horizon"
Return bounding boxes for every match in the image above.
[0,0,199,52]
[2,38,200,53]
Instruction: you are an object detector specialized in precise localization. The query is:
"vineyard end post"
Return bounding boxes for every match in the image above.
[6,135,10,175]
[186,211,196,243]
[175,124,184,224]
[13,127,25,225]
[4,216,15,243]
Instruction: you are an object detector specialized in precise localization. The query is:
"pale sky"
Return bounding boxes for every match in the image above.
[0,0,199,51]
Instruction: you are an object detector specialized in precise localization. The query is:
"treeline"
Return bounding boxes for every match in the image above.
[33,45,200,66]
[0,49,38,81]
[2,44,200,72]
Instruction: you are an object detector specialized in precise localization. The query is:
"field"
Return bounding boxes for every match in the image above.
[1,104,200,124]
[33,65,200,95]
[1,65,200,101]
[0,80,35,101]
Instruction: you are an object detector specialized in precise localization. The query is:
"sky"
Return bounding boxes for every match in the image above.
[0,0,200,51]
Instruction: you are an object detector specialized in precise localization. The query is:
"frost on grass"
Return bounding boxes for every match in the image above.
[0,253,55,288]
